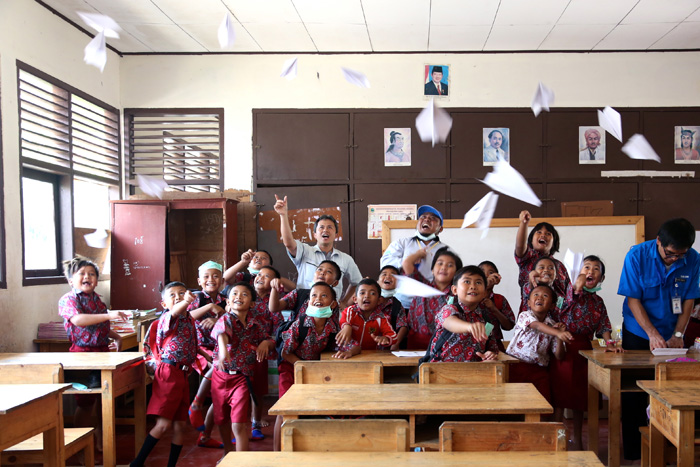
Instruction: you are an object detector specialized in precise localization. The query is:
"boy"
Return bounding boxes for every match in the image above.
[336,278,397,352]
[478,261,515,352]
[223,249,295,291]
[377,265,408,350]
[131,282,197,467]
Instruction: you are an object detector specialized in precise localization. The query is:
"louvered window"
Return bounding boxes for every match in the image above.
[125,109,223,193]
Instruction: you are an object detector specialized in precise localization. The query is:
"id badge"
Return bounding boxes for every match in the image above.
[672,296,682,314]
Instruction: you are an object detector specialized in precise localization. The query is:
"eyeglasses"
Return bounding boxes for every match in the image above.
[663,247,687,260]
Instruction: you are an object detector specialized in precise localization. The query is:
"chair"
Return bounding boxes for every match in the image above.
[419,362,505,385]
[294,361,383,384]
[439,421,567,452]
[281,419,409,452]
[0,363,95,467]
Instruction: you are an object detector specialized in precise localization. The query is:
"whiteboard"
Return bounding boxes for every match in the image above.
[383,216,645,340]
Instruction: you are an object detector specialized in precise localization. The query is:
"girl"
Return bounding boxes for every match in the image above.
[525,257,563,320]
[402,247,463,349]
[551,255,620,450]
[478,260,515,352]
[377,265,408,350]
[514,210,570,313]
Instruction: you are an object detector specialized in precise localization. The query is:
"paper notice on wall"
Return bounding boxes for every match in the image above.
[368,204,417,239]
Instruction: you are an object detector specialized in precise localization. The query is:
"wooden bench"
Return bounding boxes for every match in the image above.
[440,421,567,452]
[419,362,505,384]
[281,419,409,452]
[294,361,383,384]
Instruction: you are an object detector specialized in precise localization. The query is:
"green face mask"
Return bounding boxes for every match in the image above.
[583,284,602,293]
[381,288,396,298]
[306,305,333,318]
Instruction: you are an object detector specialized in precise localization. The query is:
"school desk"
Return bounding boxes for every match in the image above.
[638,380,700,467]
[33,332,138,352]
[0,352,146,467]
[580,348,700,467]
[218,450,604,466]
[269,383,551,449]
[0,383,71,467]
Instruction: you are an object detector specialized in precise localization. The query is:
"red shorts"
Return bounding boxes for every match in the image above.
[251,358,269,397]
[407,330,431,350]
[70,344,109,407]
[509,361,551,403]
[147,363,190,421]
[211,369,251,424]
[195,348,214,376]
[278,361,294,398]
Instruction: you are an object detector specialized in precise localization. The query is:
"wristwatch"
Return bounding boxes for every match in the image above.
[674,331,684,338]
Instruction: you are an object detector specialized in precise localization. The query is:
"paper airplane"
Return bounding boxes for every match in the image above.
[461,191,499,239]
[84,229,108,249]
[77,12,121,38]
[622,134,661,163]
[481,159,542,207]
[218,13,236,49]
[531,82,554,117]
[598,106,623,142]
[415,99,453,147]
[394,275,445,298]
[280,58,298,80]
[564,249,585,284]
[341,67,370,88]
[84,30,107,72]
[135,174,168,199]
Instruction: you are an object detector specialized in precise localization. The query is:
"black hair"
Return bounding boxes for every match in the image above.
[527,222,561,255]
[453,265,487,286]
[528,283,556,301]
[657,218,696,250]
[63,255,100,281]
[533,256,556,270]
[387,130,402,153]
[227,281,257,302]
[357,277,381,295]
[309,281,337,301]
[255,249,273,265]
[488,129,504,140]
[161,281,187,298]
[318,260,342,281]
[431,247,463,271]
[583,255,606,276]
[478,260,499,273]
[258,265,280,279]
[379,265,400,276]
[314,215,339,233]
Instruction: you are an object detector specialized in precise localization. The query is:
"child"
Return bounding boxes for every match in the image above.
[402,246,463,349]
[525,256,565,320]
[551,255,619,450]
[223,249,295,291]
[428,266,499,362]
[506,284,573,402]
[478,261,515,352]
[336,278,398,353]
[514,210,570,313]
[58,256,127,449]
[131,282,197,467]
[377,265,408,349]
[273,281,340,450]
[210,282,270,456]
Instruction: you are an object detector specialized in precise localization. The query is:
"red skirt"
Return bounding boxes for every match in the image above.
[509,361,551,403]
[407,329,431,350]
[549,333,592,411]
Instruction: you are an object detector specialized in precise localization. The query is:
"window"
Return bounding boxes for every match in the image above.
[17,61,120,285]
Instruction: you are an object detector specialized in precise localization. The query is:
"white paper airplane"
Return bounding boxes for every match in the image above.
[84,229,108,248]
[564,249,585,284]
[135,174,168,199]
[481,159,542,207]
[531,82,555,117]
[415,99,453,147]
[77,12,121,38]
[83,30,107,72]
[394,274,445,298]
[280,57,298,80]
[218,13,236,49]
[622,134,661,163]
[461,191,499,239]
[598,106,623,142]
[341,67,370,88]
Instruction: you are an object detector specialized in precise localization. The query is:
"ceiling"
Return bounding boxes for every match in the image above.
[39,0,700,54]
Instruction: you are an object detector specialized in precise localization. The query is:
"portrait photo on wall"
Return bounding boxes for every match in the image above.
[579,126,606,164]
[674,126,700,163]
[384,128,411,167]
[483,128,510,166]
[424,65,449,97]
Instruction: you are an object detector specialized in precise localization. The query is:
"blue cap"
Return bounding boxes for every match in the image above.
[417,205,443,225]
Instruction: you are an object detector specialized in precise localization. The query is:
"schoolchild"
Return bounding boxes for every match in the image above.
[524,256,564,320]
[477,260,515,352]
[223,249,295,292]
[377,265,408,349]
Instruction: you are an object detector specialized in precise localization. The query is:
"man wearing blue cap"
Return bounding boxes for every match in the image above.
[380,205,449,307]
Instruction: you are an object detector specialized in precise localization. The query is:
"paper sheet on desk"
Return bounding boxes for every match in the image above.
[394,275,445,298]
[651,348,688,356]
[391,351,425,357]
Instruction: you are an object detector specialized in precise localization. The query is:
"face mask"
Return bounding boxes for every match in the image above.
[584,284,602,293]
[306,305,333,318]
[381,288,396,298]
[415,231,436,241]
[247,266,260,275]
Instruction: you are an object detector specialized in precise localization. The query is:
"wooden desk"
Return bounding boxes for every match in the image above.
[638,380,700,467]
[34,331,138,352]
[218,450,604,466]
[0,383,71,467]
[0,352,146,467]
[269,383,551,449]
[579,349,700,467]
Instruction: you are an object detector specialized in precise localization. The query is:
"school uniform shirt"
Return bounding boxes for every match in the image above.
[407,270,454,340]
[506,310,557,367]
[340,304,398,350]
[280,315,339,361]
[618,240,700,341]
[157,310,198,366]
[429,303,499,362]
[58,288,110,348]
[281,288,341,326]
[188,290,227,350]
[211,311,269,377]
[478,292,515,341]
[515,245,571,313]
[288,239,362,301]
[559,287,612,340]
[378,296,408,329]
[233,270,256,286]
[250,294,284,338]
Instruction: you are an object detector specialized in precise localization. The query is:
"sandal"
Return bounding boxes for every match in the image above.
[251,428,265,440]
[188,396,205,431]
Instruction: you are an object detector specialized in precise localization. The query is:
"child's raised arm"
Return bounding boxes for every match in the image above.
[529,320,573,344]
[443,316,487,342]
[401,248,428,276]
[515,210,531,258]
[172,291,196,317]
[274,195,297,256]
[481,296,515,331]
[223,249,254,284]
[268,278,288,313]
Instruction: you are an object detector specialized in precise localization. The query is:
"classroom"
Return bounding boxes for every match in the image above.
[2,1,700,466]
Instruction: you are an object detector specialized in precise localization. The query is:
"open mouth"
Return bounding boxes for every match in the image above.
[312,301,323,306]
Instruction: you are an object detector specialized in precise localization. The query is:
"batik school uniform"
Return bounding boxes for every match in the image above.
[280,288,341,325]
[248,295,284,400]
[406,270,453,349]
[428,303,499,362]
[210,311,269,426]
[478,292,515,352]
[515,245,570,313]
[506,310,559,402]
[278,316,338,397]
[188,290,227,375]
[379,296,408,347]
[340,304,398,350]
[521,280,565,322]
[148,310,198,421]
[550,287,611,412]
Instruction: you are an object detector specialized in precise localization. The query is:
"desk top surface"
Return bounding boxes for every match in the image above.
[269,383,551,416]
[219,450,603,466]
[0,352,144,370]
[0,383,71,414]
[637,380,700,410]
[320,350,517,365]
[579,349,700,368]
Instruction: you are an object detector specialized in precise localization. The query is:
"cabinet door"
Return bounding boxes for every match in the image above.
[111,203,167,310]
[450,183,545,220]
[545,182,638,217]
[642,110,700,170]
[641,181,700,237]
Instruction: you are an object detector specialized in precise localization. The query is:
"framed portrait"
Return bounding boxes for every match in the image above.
[483,128,510,166]
[384,128,411,167]
[674,126,700,164]
[424,65,449,98]
[579,126,605,164]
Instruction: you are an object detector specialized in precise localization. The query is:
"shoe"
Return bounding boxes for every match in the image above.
[197,433,223,449]
[189,404,205,431]
[231,437,236,445]
[251,428,265,440]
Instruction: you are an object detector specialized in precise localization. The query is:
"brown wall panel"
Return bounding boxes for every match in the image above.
[642,110,700,170]
[545,182,638,217]
[450,183,545,220]
[641,182,700,237]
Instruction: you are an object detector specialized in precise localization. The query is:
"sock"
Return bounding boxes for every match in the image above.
[167,443,183,467]
[130,434,159,467]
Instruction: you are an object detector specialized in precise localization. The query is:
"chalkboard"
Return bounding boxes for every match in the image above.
[383,216,645,339]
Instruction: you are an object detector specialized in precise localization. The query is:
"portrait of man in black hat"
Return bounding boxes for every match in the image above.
[424,65,449,96]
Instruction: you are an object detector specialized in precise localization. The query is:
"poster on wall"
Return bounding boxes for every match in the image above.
[368,204,417,240]
[674,126,700,163]
[384,128,411,166]
[578,126,605,164]
[424,64,449,98]
[483,128,510,166]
